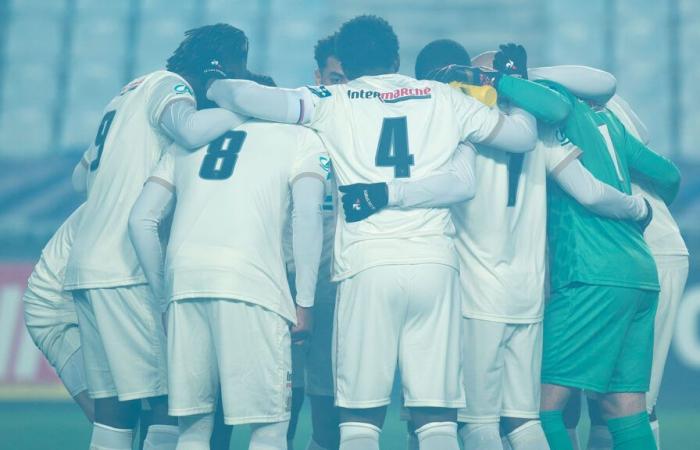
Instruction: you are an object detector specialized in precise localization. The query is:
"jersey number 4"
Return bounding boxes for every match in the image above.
[90,110,116,171]
[199,131,247,180]
[375,117,414,178]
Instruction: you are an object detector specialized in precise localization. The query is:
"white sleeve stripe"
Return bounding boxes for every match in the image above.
[291,172,326,186]
[550,148,583,176]
[146,176,175,193]
[297,98,305,124]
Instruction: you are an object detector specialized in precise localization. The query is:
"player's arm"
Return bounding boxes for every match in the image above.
[623,129,681,205]
[207,79,315,125]
[475,104,538,153]
[128,158,175,312]
[529,66,617,105]
[158,99,247,149]
[338,143,477,222]
[551,158,649,221]
[496,76,572,124]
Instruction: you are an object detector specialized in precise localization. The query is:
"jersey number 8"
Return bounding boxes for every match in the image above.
[199,131,247,180]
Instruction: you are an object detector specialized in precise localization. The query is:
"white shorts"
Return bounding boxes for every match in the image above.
[23,292,81,373]
[306,298,336,396]
[647,255,689,412]
[334,264,464,409]
[168,299,292,425]
[73,285,168,401]
[459,318,542,423]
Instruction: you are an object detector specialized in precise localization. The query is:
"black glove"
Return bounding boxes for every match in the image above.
[493,43,528,79]
[426,64,501,87]
[202,59,229,85]
[339,183,389,223]
[638,198,653,232]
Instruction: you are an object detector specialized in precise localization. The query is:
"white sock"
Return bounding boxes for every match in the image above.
[568,428,581,450]
[177,413,215,450]
[415,422,459,450]
[306,438,329,450]
[587,425,612,450]
[90,422,134,450]
[250,421,289,450]
[506,421,549,450]
[459,422,502,450]
[144,425,179,450]
[650,419,660,449]
[502,435,513,450]
[407,431,420,450]
[339,422,380,450]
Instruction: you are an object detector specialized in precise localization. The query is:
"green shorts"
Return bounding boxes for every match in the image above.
[542,283,658,393]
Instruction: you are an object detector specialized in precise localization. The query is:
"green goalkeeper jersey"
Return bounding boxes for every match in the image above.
[542,82,681,292]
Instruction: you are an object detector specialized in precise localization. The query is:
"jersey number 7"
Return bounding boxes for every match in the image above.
[199,131,247,180]
[375,117,414,178]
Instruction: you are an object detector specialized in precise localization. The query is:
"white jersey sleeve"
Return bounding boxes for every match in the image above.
[448,86,503,144]
[145,74,196,127]
[148,150,176,189]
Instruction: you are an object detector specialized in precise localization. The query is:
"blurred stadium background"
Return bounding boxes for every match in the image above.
[0,0,698,448]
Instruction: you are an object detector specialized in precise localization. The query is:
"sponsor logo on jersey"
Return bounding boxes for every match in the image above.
[173,84,193,95]
[346,87,432,103]
[319,155,332,179]
[556,128,571,146]
[306,85,332,98]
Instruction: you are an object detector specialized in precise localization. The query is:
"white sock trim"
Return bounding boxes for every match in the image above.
[93,423,132,434]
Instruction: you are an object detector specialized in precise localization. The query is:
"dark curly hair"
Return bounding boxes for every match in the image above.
[166,23,248,77]
[336,15,399,80]
[314,33,338,71]
[415,39,471,80]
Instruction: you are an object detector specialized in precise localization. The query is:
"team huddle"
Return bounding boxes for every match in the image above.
[21,14,688,450]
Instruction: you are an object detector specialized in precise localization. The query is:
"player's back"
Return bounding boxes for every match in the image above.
[164,120,327,323]
[65,70,195,290]
[308,74,500,280]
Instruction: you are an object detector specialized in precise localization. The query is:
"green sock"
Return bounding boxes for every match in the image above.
[607,412,657,450]
[540,410,574,450]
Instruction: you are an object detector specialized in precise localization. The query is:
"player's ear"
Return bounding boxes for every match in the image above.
[314,69,322,85]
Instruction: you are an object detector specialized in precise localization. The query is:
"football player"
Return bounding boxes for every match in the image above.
[64,24,249,450]
[208,14,541,450]
[538,81,681,450]
[413,41,653,450]
[23,206,93,422]
[128,74,328,449]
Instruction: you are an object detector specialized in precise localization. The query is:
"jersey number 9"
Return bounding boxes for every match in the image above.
[199,131,247,180]
[90,110,116,172]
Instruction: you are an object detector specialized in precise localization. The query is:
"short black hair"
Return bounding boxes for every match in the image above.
[247,72,276,87]
[166,23,248,76]
[314,33,338,71]
[415,39,471,80]
[336,15,399,80]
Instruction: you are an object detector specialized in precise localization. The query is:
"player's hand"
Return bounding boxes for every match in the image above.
[203,59,229,89]
[292,306,313,346]
[339,182,389,223]
[637,198,653,232]
[493,43,528,79]
[426,64,501,87]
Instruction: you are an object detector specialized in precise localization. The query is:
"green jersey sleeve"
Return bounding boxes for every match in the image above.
[497,76,572,124]
[610,114,681,205]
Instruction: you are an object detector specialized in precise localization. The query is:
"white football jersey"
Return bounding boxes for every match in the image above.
[606,96,688,257]
[452,128,581,323]
[283,166,337,305]
[150,121,329,323]
[64,71,195,290]
[25,205,84,309]
[306,74,502,280]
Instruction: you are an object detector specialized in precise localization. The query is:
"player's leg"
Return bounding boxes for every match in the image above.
[598,288,658,450]
[168,299,219,449]
[210,299,292,449]
[501,323,549,450]
[210,393,233,450]
[562,392,582,450]
[288,342,307,450]
[646,255,689,448]
[73,290,137,449]
[334,266,404,450]
[402,264,463,450]
[586,396,612,450]
[458,318,507,450]
[306,298,340,450]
